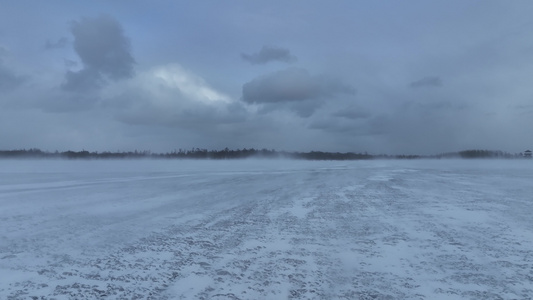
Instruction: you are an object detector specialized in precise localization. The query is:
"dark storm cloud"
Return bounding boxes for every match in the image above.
[241,46,297,64]
[409,76,442,88]
[242,68,355,104]
[45,37,68,49]
[62,15,135,92]
[71,15,135,79]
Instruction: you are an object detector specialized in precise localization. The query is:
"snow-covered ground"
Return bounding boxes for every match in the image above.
[1,159,532,299]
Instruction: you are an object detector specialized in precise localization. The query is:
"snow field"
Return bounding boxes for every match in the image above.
[1,159,532,299]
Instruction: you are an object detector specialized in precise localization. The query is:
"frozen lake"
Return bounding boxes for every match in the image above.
[1,159,532,299]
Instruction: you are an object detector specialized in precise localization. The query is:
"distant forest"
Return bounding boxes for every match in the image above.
[0,148,530,160]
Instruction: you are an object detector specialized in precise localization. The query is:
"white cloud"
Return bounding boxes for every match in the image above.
[103,64,240,127]
[151,64,231,104]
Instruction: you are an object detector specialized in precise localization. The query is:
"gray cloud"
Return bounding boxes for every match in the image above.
[112,87,248,130]
[242,68,355,104]
[0,46,8,57]
[64,59,78,68]
[513,104,533,116]
[333,107,370,120]
[242,68,356,117]
[409,76,442,88]
[309,118,357,134]
[104,64,245,129]
[39,90,100,113]
[309,113,382,136]
[118,103,247,129]
[62,68,103,92]
[3,2,533,154]
[0,49,26,92]
[62,15,135,92]
[241,46,297,64]
[45,37,68,49]
[255,98,323,118]
[0,67,25,92]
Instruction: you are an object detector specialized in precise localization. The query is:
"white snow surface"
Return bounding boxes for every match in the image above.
[1,159,532,299]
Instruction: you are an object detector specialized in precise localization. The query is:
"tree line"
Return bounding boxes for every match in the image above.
[0,148,529,160]
[0,148,372,160]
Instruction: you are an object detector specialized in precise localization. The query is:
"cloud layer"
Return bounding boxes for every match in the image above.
[45,37,68,50]
[241,46,297,65]
[241,68,356,117]
[0,47,26,92]
[1,2,533,154]
[242,68,355,103]
[409,76,442,88]
[62,15,135,92]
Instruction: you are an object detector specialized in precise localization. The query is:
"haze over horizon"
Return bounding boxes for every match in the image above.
[1,1,533,155]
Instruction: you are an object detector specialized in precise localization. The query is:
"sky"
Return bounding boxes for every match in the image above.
[1,1,533,155]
